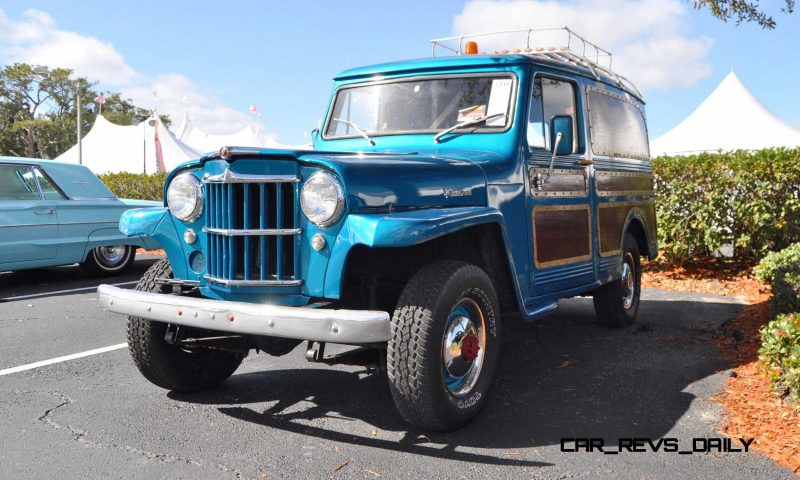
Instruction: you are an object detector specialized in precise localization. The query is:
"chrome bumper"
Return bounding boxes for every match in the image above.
[97,284,391,344]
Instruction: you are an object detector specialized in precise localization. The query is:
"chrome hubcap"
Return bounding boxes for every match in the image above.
[97,246,127,264]
[621,252,635,310]
[442,297,486,396]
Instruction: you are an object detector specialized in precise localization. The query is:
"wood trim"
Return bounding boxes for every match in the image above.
[597,201,656,257]
[528,168,588,197]
[595,171,654,197]
[532,204,592,268]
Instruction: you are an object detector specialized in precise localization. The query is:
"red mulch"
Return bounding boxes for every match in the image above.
[644,260,800,474]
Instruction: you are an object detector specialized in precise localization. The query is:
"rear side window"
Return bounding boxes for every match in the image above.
[33,168,64,200]
[586,88,649,160]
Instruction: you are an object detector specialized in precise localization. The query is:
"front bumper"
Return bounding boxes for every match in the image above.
[97,284,390,344]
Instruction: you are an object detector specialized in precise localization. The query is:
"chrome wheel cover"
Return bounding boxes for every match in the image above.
[97,246,127,266]
[442,297,486,396]
[621,252,636,310]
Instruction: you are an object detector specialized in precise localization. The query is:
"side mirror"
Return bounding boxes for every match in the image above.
[533,115,575,191]
[550,115,573,156]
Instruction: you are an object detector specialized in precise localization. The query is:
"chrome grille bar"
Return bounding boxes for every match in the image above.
[203,171,302,286]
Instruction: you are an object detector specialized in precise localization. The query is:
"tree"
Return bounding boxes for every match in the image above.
[692,0,795,29]
[0,63,170,159]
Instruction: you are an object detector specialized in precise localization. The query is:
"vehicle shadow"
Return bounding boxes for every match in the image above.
[168,293,745,467]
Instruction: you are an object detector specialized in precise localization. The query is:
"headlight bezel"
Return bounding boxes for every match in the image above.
[167,172,204,222]
[300,171,345,228]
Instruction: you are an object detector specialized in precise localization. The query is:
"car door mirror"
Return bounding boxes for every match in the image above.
[550,115,573,156]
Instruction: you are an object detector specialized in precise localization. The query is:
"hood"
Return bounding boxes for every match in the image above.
[297,152,487,211]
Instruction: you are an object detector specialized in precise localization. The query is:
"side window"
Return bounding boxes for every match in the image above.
[33,168,64,200]
[586,88,650,160]
[0,165,40,200]
[528,77,579,153]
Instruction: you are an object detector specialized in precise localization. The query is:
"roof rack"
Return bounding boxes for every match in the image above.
[430,27,642,99]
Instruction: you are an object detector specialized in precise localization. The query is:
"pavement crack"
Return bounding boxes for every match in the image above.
[32,390,247,477]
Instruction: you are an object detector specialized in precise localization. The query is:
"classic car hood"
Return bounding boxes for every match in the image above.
[297,152,487,211]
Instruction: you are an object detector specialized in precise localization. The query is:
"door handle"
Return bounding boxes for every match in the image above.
[34,209,55,215]
[578,159,593,166]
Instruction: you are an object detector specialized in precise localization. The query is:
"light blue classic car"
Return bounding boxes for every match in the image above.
[0,157,160,275]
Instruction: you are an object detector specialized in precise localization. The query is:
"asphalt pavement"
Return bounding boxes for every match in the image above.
[0,254,795,479]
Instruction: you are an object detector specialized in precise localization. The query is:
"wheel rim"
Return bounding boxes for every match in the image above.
[96,246,127,266]
[442,297,486,396]
[621,252,636,310]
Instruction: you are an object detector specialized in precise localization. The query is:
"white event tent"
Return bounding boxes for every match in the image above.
[174,114,291,154]
[650,72,800,156]
[56,115,200,174]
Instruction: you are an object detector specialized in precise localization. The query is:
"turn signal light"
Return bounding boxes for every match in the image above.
[465,41,478,55]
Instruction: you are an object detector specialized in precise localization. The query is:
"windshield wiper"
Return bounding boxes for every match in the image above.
[434,112,507,144]
[331,118,376,146]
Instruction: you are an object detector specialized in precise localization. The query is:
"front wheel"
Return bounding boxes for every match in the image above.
[593,233,642,327]
[126,258,245,392]
[81,245,135,275]
[388,260,502,431]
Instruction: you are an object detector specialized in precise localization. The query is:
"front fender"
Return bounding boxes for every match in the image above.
[322,207,504,298]
[119,207,189,279]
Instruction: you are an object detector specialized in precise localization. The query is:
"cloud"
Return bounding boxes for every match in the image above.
[0,9,268,139]
[452,0,714,91]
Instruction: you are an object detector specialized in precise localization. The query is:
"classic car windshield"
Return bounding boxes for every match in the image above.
[325,75,515,139]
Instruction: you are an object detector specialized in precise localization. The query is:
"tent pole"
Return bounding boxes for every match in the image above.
[77,86,82,165]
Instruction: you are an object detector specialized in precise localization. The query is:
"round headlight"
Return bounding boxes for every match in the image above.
[167,173,203,222]
[301,171,344,227]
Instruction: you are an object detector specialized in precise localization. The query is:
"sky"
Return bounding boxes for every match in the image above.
[1,0,799,146]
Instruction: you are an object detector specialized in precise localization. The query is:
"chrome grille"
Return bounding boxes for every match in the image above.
[203,171,302,286]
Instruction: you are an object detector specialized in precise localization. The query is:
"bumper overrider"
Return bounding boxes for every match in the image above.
[97,285,391,344]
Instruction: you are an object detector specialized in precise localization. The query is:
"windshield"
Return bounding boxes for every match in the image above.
[324,75,515,139]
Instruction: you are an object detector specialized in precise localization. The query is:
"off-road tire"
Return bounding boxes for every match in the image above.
[593,233,641,327]
[387,260,502,431]
[126,258,245,392]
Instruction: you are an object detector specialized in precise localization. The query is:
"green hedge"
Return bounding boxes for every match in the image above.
[98,172,166,201]
[759,313,800,404]
[653,148,800,262]
[755,243,800,318]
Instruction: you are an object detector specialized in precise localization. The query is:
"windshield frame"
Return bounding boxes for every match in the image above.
[321,72,519,141]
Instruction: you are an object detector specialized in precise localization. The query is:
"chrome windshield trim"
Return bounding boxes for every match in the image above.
[204,275,303,287]
[202,170,299,184]
[202,227,301,237]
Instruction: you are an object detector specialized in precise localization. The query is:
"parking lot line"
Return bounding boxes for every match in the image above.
[0,280,138,302]
[0,343,127,376]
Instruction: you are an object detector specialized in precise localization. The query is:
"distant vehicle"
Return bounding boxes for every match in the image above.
[0,157,160,275]
[100,27,657,431]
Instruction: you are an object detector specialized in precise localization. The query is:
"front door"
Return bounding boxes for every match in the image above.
[0,164,58,266]
[526,74,596,297]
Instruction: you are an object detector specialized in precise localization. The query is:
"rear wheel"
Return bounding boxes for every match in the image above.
[593,233,641,327]
[126,259,245,392]
[81,245,135,275]
[387,261,502,431]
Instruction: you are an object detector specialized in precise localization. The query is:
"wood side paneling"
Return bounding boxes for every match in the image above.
[533,205,591,267]
[529,168,587,197]
[596,171,654,196]
[598,201,657,256]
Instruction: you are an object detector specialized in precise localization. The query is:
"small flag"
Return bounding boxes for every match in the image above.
[95,94,106,105]
[249,105,261,117]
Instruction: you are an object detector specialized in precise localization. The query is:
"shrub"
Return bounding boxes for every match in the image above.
[653,148,800,262]
[98,172,166,201]
[759,313,800,403]
[754,243,800,317]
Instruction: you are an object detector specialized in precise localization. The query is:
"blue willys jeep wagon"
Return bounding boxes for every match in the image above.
[99,28,657,431]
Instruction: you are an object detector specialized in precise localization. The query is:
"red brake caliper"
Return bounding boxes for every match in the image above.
[461,334,480,362]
